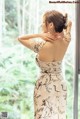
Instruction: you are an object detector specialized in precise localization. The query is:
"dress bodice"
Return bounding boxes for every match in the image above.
[35,53,62,74]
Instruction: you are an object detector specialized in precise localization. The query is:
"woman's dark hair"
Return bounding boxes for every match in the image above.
[43,10,68,33]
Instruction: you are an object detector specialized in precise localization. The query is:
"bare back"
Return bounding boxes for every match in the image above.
[38,38,70,62]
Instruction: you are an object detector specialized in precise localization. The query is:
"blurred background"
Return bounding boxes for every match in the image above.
[0,0,79,119]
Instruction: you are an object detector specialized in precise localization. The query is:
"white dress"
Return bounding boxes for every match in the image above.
[30,38,68,119]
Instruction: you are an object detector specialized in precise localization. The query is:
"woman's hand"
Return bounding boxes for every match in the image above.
[66,21,72,33]
[39,32,57,42]
[39,32,64,42]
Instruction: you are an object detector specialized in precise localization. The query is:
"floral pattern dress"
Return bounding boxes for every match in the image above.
[30,38,67,119]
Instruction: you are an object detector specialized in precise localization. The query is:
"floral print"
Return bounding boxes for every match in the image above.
[30,38,67,119]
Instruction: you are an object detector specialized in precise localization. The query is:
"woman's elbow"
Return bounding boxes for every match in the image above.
[18,36,22,41]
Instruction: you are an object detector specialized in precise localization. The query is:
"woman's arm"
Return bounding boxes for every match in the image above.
[18,34,40,40]
[18,33,54,42]
[63,21,72,43]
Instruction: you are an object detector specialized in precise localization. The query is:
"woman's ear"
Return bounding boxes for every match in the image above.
[47,22,55,32]
[49,22,53,28]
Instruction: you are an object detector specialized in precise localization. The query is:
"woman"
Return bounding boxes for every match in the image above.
[18,10,72,119]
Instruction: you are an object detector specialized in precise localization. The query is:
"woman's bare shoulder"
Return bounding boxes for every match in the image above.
[42,40,54,49]
[38,41,54,56]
